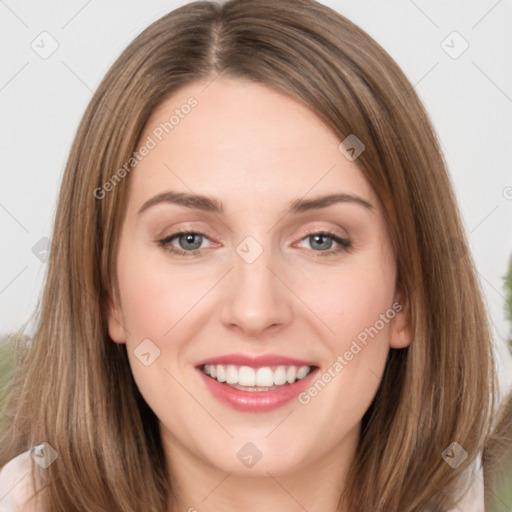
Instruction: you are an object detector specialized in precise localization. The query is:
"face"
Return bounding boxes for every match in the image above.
[107,78,410,478]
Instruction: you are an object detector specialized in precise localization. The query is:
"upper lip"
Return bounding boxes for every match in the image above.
[196,353,317,368]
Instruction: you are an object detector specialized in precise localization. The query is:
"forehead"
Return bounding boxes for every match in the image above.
[128,78,377,214]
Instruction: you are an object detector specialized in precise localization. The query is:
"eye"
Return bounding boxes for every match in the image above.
[296,230,352,256]
[158,230,213,257]
[157,229,351,258]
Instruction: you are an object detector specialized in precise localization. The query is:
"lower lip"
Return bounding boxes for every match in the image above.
[197,367,318,412]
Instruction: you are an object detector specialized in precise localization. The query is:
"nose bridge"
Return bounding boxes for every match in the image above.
[220,234,293,334]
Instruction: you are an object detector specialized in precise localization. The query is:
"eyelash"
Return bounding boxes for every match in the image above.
[157,228,352,258]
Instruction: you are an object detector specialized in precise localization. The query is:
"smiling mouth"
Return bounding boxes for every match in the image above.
[200,363,316,392]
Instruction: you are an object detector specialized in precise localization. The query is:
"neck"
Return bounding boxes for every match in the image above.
[162,427,358,512]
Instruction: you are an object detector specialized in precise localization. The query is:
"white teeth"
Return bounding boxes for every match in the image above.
[201,363,313,387]
[238,366,256,386]
[286,366,297,384]
[297,366,310,379]
[216,365,226,382]
[226,365,238,384]
[273,365,287,385]
[256,367,274,387]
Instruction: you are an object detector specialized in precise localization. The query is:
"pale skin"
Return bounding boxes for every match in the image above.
[107,77,411,512]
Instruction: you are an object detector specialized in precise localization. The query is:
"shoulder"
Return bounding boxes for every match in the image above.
[0,450,46,512]
[447,453,485,512]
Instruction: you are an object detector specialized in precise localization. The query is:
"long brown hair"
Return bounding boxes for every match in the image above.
[0,0,504,510]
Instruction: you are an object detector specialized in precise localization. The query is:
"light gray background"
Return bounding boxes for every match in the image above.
[1,0,511,393]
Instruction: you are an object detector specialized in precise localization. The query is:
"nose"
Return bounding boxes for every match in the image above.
[220,243,293,338]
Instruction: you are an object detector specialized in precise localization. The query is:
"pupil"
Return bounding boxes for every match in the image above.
[180,234,202,250]
[311,234,331,251]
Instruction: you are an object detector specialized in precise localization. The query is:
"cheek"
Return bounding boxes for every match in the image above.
[296,250,397,419]
[115,250,199,425]
[301,255,397,350]
[116,248,209,340]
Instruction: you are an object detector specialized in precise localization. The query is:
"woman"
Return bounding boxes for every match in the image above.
[0,0,506,510]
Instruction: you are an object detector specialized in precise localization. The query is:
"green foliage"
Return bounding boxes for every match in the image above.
[489,476,512,511]
[504,253,512,324]
[0,336,16,432]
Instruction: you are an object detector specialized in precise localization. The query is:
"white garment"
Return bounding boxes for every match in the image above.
[447,453,485,512]
[0,450,39,512]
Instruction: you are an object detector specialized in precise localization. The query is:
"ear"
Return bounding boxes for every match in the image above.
[106,290,127,344]
[389,288,411,349]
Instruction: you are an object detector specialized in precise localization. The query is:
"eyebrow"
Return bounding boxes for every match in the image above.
[137,190,374,215]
